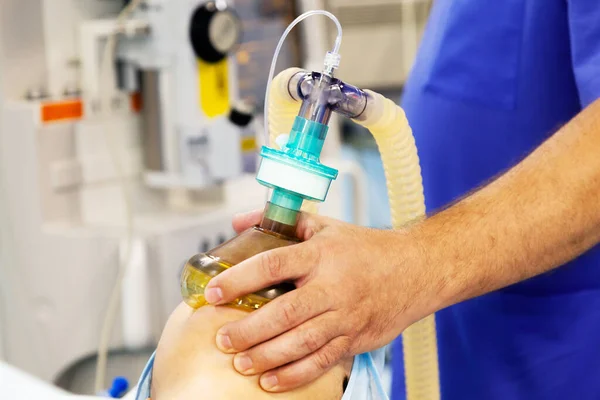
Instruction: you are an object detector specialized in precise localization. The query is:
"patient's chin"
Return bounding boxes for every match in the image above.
[152,303,350,399]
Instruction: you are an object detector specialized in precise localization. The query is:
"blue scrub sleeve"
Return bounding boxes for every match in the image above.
[568,0,600,108]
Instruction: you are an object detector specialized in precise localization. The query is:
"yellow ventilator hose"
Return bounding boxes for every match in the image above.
[354,90,440,400]
[268,68,319,215]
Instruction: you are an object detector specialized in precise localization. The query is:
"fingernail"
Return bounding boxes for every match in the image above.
[204,287,223,304]
[216,331,233,352]
[260,374,279,391]
[234,353,254,373]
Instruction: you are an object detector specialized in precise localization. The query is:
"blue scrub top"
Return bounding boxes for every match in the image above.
[391,1,600,399]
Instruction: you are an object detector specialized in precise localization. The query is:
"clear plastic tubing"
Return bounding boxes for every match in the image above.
[263,10,343,147]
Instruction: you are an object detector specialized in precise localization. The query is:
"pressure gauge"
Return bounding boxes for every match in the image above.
[190,2,242,63]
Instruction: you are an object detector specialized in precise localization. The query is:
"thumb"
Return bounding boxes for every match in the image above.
[232,209,263,233]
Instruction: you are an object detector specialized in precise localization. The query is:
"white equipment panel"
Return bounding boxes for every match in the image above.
[0,0,264,390]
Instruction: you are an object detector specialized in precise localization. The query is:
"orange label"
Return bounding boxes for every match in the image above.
[41,100,84,123]
[130,92,143,113]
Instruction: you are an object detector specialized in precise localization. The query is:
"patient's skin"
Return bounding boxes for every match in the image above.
[150,302,352,399]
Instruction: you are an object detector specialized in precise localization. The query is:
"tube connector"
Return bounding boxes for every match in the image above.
[323,51,341,76]
[292,70,368,120]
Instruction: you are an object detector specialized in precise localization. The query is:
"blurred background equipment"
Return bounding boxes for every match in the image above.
[0,0,433,397]
[0,0,270,395]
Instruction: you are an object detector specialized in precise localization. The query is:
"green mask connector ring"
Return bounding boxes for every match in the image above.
[264,197,300,226]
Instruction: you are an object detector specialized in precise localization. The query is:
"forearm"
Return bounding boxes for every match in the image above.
[413,99,600,314]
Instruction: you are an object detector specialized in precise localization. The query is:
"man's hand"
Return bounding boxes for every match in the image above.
[201,99,600,393]
[203,210,436,392]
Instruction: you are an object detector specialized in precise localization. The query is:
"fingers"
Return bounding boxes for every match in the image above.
[232,208,330,239]
[215,284,331,354]
[295,212,329,241]
[232,209,263,233]
[258,335,352,392]
[232,310,343,376]
[205,241,318,305]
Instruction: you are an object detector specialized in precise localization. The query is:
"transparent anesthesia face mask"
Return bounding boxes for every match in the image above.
[180,202,299,311]
[181,247,295,311]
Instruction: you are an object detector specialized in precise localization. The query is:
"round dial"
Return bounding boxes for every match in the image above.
[190,2,242,63]
[209,11,240,54]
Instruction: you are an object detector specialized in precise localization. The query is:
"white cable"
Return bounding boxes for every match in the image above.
[94,0,144,393]
[262,10,343,147]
